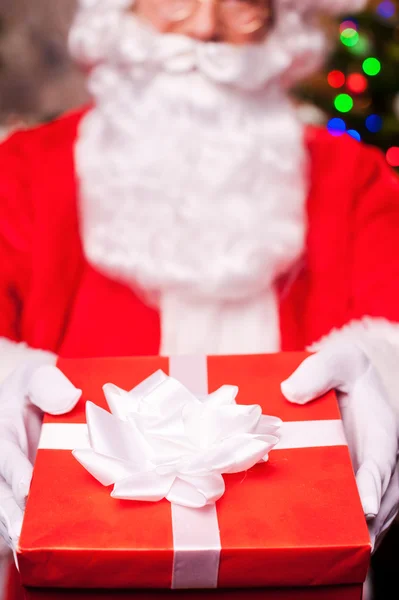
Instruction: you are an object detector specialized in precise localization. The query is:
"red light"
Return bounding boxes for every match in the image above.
[386,147,399,167]
[327,70,346,89]
[340,20,358,33]
[347,73,368,94]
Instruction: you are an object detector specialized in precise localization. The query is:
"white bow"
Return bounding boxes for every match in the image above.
[73,371,281,508]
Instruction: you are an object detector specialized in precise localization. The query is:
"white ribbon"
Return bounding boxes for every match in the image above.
[38,355,347,589]
[39,420,347,453]
[72,361,281,509]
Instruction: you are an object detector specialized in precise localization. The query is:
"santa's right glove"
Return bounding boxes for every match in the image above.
[0,352,81,552]
[281,342,399,551]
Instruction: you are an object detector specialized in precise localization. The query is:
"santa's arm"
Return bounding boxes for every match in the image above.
[0,131,57,587]
[309,145,399,418]
[0,130,31,344]
[0,131,56,384]
[281,146,399,549]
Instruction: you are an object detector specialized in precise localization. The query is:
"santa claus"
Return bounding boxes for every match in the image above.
[0,0,399,598]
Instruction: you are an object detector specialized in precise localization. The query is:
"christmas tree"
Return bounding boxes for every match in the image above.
[296,0,399,170]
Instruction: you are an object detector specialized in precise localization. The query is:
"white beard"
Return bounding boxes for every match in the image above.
[73,7,311,305]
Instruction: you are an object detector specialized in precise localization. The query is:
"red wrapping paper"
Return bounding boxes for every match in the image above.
[22,585,363,600]
[18,353,370,595]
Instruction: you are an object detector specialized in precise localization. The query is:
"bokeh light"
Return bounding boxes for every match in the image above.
[365,114,383,132]
[349,34,370,56]
[362,57,381,75]
[347,130,361,141]
[334,94,354,113]
[341,28,359,47]
[386,147,399,167]
[377,1,396,19]
[347,73,368,93]
[328,70,346,88]
[327,118,346,136]
[340,20,358,32]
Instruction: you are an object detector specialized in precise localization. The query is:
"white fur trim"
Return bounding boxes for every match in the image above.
[0,338,56,385]
[309,317,399,422]
[160,285,280,356]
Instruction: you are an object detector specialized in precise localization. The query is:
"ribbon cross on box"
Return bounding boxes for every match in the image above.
[33,355,354,591]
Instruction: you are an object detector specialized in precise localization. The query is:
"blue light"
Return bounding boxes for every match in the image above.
[347,129,361,141]
[377,1,396,18]
[366,114,383,132]
[327,118,346,137]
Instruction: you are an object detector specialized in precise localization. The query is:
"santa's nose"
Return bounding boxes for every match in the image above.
[184,0,220,41]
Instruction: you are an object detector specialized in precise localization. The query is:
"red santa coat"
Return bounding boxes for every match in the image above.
[0,107,399,359]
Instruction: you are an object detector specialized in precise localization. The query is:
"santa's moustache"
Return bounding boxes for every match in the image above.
[69,0,329,89]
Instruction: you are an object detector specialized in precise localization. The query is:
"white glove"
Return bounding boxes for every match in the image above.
[281,343,399,551]
[0,358,81,551]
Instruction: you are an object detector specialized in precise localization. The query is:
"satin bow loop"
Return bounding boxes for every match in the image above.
[73,371,282,508]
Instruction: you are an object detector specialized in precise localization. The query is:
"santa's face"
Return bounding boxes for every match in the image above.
[71,1,323,302]
[132,0,273,45]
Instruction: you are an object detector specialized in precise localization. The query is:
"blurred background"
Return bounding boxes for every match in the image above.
[0,1,398,598]
[297,0,399,170]
[0,0,398,168]
[0,0,87,138]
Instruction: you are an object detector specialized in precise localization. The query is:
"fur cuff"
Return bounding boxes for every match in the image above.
[0,338,56,385]
[309,317,399,421]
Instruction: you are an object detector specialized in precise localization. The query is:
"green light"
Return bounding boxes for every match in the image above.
[340,28,359,47]
[334,94,354,113]
[349,34,370,56]
[362,57,381,76]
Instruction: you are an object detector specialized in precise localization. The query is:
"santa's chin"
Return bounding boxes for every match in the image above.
[73,10,309,303]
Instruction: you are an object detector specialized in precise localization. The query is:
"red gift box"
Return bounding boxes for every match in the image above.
[18,353,370,600]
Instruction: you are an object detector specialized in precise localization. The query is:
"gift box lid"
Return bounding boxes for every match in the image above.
[18,353,371,590]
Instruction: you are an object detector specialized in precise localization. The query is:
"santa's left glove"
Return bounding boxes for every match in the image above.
[281,342,399,551]
[0,355,81,551]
